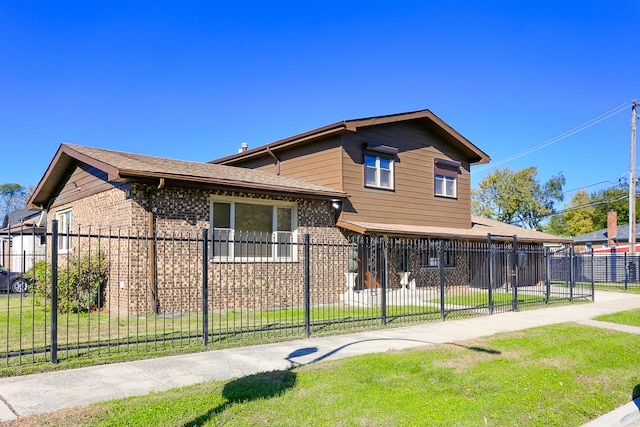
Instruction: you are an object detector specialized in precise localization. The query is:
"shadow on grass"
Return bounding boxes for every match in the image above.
[286,338,501,367]
[454,344,501,354]
[183,370,297,427]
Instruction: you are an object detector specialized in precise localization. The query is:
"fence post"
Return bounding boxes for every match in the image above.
[545,247,550,304]
[487,234,493,315]
[380,237,387,326]
[591,247,595,301]
[569,247,575,302]
[624,252,628,290]
[304,233,311,337]
[511,236,518,311]
[50,220,58,364]
[202,228,209,346]
[439,239,445,320]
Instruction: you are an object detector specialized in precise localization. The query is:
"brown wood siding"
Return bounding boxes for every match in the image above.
[340,121,472,229]
[226,136,344,191]
[50,164,119,209]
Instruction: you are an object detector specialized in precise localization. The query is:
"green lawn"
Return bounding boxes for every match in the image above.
[11,322,640,427]
[595,308,640,326]
[432,291,566,307]
[1,294,443,375]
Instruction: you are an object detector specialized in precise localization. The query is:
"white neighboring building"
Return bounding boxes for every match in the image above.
[0,209,46,273]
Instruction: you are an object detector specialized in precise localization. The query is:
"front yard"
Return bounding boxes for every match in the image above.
[7,319,640,426]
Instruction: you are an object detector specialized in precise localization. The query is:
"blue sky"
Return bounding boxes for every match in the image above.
[1,1,638,207]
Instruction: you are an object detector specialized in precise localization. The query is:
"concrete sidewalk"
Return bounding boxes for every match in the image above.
[1,290,640,425]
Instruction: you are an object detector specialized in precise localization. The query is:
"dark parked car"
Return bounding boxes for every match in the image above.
[0,268,28,293]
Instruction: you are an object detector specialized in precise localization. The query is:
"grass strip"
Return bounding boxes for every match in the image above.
[594,308,640,326]
[11,323,640,427]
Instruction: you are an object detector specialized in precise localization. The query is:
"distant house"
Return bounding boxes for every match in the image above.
[0,209,46,273]
[573,211,640,253]
[574,223,640,253]
[28,108,568,312]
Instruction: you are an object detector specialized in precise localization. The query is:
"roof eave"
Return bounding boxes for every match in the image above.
[119,170,348,200]
[337,220,571,244]
[29,144,122,209]
[211,109,491,166]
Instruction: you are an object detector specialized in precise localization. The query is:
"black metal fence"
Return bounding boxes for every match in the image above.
[1,224,600,367]
[550,249,640,291]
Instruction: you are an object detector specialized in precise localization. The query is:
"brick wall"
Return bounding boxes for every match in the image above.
[49,183,350,315]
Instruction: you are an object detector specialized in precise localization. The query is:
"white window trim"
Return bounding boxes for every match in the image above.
[364,153,394,190]
[56,208,73,254]
[209,196,298,262]
[435,174,457,198]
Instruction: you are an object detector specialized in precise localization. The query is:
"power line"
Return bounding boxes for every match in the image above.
[472,102,629,175]
[560,170,631,197]
[544,194,630,218]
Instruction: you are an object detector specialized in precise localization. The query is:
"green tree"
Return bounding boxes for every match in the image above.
[590,181,636,230]
[542,214,570,236]
[0,183,27,218]
[563,189,595,236]
[472,167,565,230]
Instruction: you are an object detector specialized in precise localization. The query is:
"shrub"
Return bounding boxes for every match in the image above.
[26,253,108,314]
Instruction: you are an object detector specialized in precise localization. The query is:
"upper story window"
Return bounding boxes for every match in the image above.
[210,197,297,262]
[434,158,460,199]
[56,209,73,253]
[364,144,397,190]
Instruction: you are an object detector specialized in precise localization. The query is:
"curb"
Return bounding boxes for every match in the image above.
[581,399,640,427]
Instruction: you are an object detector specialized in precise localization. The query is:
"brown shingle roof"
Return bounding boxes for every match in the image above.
[212,108,491,166]
[29,144,346,208]
[337,216,570,244]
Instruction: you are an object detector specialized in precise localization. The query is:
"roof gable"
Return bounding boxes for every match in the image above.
[29,144,346,208]
[211,109,491,166]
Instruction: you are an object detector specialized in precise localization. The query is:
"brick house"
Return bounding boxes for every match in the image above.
[29,144,347,314]
[29,108,567,314]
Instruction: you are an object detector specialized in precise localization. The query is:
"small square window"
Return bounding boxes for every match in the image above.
[435,175,457,198]
[434,159,459,198]
[364,154,394,190]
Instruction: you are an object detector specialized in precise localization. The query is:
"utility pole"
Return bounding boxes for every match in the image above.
[630,100,637,255]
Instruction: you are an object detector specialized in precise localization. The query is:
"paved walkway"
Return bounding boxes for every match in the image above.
[0,290,639,426]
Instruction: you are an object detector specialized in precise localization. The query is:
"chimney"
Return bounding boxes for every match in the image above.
[237,142,248,153]
[607,210,617,247]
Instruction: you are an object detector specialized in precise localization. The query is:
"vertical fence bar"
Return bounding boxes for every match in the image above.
[545,247,551,304]
[380,237,387,326]
[202,228,209,346]
[511,236,518,312]
[487,234,493,315]
[569,247,575,302]
[624,252,629,290]
[439,239,445,320]
[304,233,311,337]
[591,248,595,300]
[50,220,58,364]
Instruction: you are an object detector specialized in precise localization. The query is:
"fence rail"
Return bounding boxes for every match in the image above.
[0,223,617,368]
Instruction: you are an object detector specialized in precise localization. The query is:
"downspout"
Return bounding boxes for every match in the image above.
[266,147,281,175]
